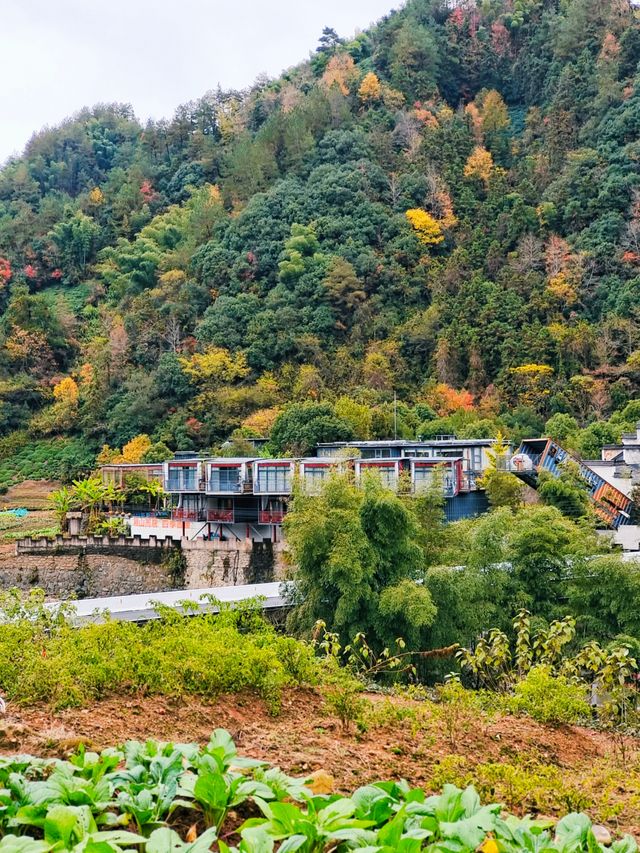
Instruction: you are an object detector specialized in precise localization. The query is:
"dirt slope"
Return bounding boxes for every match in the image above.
[0,689,637,835]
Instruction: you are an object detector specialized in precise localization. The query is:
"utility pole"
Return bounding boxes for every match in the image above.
[394,391,398,440]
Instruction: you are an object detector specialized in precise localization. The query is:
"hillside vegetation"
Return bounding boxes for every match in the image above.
[1,0,640,474]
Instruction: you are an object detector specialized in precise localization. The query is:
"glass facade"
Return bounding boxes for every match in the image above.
[303,466,329,493]
[256,465,291,493]
[413,466,436,492]
[167,466,198,491]
[208,466,241,492]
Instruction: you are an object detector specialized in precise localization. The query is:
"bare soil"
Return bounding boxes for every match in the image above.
[0,479,59,555]
[3,479,59,510]
[0,688,637,835]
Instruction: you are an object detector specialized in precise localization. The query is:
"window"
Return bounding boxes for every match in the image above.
[209,467,240,492]
[256,465,291,492]
[361,464,397,489]
[167,465,198,491]
[182,494,203,512]
[471,447,483,471]
[413,466,436,492]
[304,466,328,493]
[182,468,197,490]
[379,467,398,489]
[373,447,395,458]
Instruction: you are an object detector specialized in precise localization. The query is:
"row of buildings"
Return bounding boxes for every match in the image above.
[99,428,640,549]
[101,438,497,542]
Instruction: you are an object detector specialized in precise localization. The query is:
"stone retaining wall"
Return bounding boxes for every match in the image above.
[182,539,288,587]
[0,551,173,599]
[8,536,290,599]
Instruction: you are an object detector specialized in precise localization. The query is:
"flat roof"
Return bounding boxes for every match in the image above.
[101,462,163,468]
[46,582,286,624]
[206,457,258,464]
[317,439,496,448]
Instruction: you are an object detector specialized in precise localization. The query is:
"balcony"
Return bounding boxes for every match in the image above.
[259,510,286,524]
[172,509,204,521]
[206,478,242,494]
[207,509,234,522]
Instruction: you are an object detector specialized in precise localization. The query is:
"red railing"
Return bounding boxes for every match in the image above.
[172,509,201,520]
[259,510,285,524]
[207,509,234,522]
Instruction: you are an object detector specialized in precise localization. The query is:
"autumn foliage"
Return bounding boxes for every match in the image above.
[463,146,494,183]
[405,208,444,245]
[423,383,475,416]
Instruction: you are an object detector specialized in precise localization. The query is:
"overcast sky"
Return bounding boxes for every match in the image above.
[1,0,399,164]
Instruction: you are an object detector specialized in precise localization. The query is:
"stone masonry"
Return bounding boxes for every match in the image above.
[182,539,288,588]
[10,535,289,599]
[0,550,173,599]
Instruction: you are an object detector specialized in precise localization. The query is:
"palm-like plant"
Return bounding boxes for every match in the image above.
[72,476,110,526]
[139,479,166,510]
[48,486,79,532]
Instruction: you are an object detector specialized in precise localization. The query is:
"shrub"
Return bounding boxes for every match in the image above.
[0,591,317,712]
[508,666,590,725]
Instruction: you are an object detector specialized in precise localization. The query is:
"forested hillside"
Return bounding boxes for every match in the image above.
[1,0,640,477]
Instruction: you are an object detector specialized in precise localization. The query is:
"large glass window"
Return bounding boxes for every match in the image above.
[256,465,291,492]
[208,467,240,492]
[167,466,197,491]
[304,466,328,493]
[471,447,483,471]
[362,465,397,489]
[413,466,436,492]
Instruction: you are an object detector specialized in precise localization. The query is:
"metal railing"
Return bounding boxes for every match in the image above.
[206,479,243,494]
[207,509,234,522]
[258,510,286,524]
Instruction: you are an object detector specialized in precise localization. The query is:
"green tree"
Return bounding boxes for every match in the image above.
[269,403,353,456]
[49,211,101,283]
[545,413,579,445]
[537,462,592,521]
[285,473,436,648]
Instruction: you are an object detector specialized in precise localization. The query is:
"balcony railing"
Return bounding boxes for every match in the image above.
[207,509,234,522]
[206,479,242,494]
[172,509,203,521]
[166,475,201,492]
[259,510,286,524]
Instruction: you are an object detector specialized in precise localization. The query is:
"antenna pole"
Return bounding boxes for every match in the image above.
[394,391,398,440]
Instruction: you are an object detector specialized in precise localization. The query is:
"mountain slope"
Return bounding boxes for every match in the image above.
[0,0,640,473]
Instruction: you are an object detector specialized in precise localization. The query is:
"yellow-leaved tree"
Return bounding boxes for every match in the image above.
[405,209,444,245]
[242,407,281,437]
[464,146,494,183]
[52,376,79,405]
[88,187,104,206]
[180,346,250,388]
[509,364,554,411]
[116,434,152,464]
[334,396,373,439]
[321,54,357,96]
[358,72,382,104]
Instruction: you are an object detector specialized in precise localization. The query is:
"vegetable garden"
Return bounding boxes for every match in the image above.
[0,729,635,853]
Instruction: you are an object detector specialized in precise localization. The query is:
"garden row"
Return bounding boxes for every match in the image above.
[0,729,635,852]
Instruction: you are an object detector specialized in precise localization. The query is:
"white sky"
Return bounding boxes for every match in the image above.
[0,0,399,164]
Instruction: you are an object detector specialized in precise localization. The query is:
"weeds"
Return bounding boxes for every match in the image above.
[0,589,317,712]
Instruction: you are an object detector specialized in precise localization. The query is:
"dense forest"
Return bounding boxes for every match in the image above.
[1,0,640,479]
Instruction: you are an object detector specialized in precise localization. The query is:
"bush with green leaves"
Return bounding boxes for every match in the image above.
[0,732,633,853]
[507,666,591,726]
[0,438,97,487]
[0,590,317,712]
